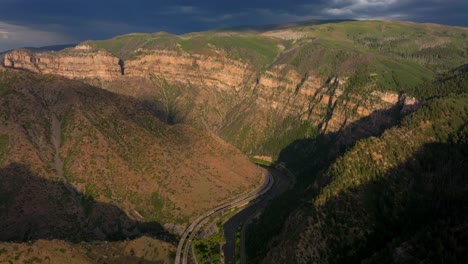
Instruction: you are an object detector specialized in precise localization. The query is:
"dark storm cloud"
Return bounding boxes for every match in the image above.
[0,0,467,51]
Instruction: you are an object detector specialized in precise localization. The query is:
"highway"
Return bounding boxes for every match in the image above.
[223,167,292,264]
[174,170,273,264]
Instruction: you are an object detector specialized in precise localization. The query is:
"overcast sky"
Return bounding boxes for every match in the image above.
[1,0,467,52]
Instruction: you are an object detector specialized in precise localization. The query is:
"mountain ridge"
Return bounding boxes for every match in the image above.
[5,20,459,159]
[1,19,467,263]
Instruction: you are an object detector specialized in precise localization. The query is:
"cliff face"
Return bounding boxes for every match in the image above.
[260,94,468,264]
[125,51,250,91]
[4,21,464,264]
[3,48,249,89]
[2,45,416,157]
[4,48,122,80]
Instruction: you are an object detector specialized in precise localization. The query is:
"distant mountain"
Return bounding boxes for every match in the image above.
[0,43,76,55]
[20,43,76,52]
[1,20,467,263]
[5,20,466,160]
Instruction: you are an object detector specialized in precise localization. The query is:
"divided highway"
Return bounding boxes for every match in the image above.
[223,167,292,264]
[175,171,274,264]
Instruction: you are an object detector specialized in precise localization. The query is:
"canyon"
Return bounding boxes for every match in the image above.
[3,37,419,159]
[1,20,467,263]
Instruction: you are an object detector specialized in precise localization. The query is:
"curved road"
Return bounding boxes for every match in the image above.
[223,167,291,264]
[175,170,274,264]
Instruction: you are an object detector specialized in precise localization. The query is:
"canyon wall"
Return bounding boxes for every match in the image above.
[3,46,417,156]
[4,49,122,80]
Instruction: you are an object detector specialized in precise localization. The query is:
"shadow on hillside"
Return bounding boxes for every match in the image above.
[2,68,186,126]
[285,141,468,263]
[278,97,409,187]
[246,98,415,261]
[0,163,175,244]
[248,108,468,262]
[76,76,189,126]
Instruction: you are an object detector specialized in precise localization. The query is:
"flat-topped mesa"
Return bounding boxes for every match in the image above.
[3,47,411,107]
[3,46,324,94]
[124,51,250,91]
[3,48,122,80]
[3,47,251,91]
[2,45,417,138]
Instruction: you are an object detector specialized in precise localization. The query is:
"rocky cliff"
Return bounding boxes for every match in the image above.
[3,20,466,264]
[2,27,423,158]
[4,48,122,80]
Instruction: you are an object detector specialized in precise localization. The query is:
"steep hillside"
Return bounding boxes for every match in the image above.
[2,21,467,263]
[247,68,468,263]
[0,68,263,242]
[0,237,175,264]
[5,21,465,160]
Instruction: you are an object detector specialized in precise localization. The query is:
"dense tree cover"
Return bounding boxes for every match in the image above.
[247,68,468,263]
[306,95,468,263]
[407,64,468,99]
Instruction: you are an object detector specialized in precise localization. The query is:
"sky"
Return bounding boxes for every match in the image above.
[0,0,467,52]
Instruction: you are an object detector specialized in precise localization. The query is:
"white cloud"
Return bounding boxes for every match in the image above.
[331,0,399,8]
[323,8,354,16]
[323,0,403,17]
[0,31,9,39]
[0,21,73,52]
[355,13,409,20]
[352,0,399,10]
[179,6,196,13]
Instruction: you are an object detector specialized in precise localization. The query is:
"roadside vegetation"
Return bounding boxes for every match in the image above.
[193,232,224,264]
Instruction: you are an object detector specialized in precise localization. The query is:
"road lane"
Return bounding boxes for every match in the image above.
[175,170,273,264]
[223,167,292,264]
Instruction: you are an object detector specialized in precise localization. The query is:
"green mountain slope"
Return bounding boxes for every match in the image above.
[0,68,262,240]
[2,20,468,263]
[84,21,467,157]
[247,65,468,263]
[4,21,467,162]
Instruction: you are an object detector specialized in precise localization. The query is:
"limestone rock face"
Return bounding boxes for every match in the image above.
[124,51,250,91]
[2,45,417,153]
[4,49,122,80]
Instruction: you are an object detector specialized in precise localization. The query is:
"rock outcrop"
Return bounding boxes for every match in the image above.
[4,48,122,80]
[125,51,250,91]
[2,44,417,155]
